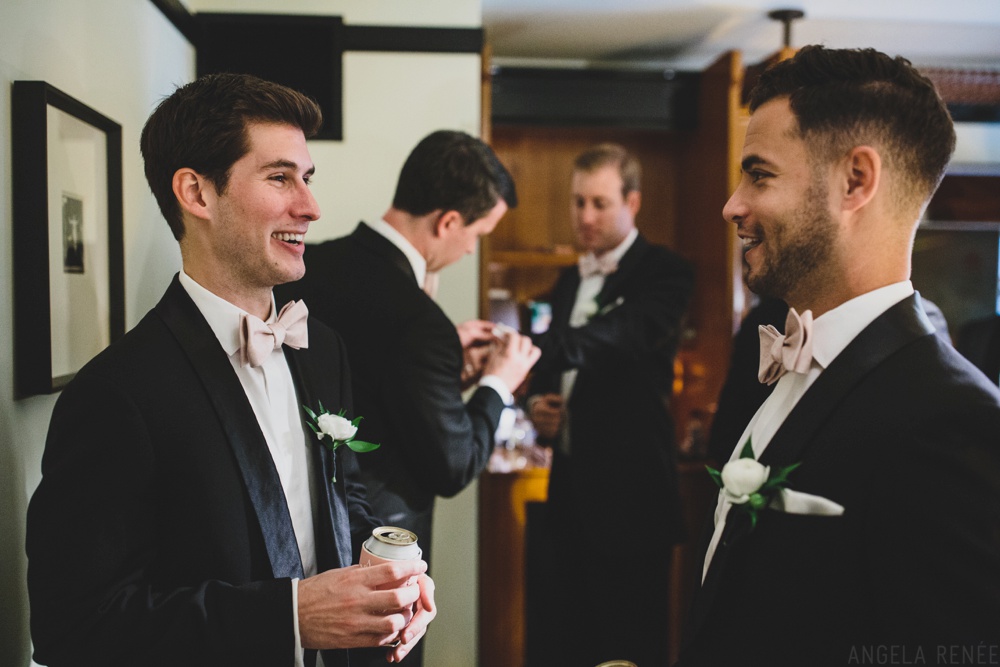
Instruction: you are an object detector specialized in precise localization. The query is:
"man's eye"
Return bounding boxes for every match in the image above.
[270,174,287,183]
[748,170,768,184]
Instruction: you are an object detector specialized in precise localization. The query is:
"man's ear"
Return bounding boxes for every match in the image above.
[172,168,213,221]
[434,210,464,237]
[625,190,642,216]
[841,146,881,213]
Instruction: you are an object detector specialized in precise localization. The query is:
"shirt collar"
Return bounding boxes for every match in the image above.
[810,280,914,369]
[178,269,277,357]
[581,227,638,269]
[370,218,427,287]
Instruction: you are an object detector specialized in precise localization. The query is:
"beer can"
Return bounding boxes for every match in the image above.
[359,526,422,588]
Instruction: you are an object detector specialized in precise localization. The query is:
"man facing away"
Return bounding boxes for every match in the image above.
[26,73,435,667]
[526,143,695,667]
[275,129,540,665]
[677,46,1000,666]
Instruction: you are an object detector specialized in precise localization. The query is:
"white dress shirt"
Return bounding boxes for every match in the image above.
[558,228,638,454]
[178,271,317,666]
[701,280,915,581]
[369,219,517,437]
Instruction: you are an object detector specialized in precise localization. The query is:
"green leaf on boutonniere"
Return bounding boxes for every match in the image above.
[301,403,380,483]
[705,436,801,532]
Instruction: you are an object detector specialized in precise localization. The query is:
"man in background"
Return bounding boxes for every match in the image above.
[679,46,1000,666]
[276,129,539,666]
[27,73,434,667]
[527,142,694,667]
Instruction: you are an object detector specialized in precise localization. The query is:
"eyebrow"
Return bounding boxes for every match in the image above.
[260,159,316,177]
[740,155,768,173]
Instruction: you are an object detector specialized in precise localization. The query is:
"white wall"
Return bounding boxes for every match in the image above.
[0,2,194,665]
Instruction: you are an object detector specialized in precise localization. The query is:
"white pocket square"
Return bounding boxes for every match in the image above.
[770,488,845,516]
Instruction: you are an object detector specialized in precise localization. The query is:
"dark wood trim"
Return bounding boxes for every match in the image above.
[149,0,199,45]
[343,25,483,53]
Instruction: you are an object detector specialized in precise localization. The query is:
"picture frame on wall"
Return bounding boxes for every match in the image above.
[11,81,124,398]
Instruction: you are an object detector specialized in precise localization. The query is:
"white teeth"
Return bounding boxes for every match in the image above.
[741,237,760,248]
[273,232,304,244]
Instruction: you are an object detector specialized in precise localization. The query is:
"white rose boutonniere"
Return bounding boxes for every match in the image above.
[706,438,801,530]
[302,402,380,482]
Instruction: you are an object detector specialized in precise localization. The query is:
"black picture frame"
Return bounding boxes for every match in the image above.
[12,81,124,398]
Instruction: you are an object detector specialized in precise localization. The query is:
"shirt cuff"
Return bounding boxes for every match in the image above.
[478,374,514,406]
[293,578,305,667]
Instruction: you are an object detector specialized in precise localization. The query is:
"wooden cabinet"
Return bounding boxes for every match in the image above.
[477,467,550,667]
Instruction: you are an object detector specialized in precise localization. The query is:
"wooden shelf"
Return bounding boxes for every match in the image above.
[488,250,578,268]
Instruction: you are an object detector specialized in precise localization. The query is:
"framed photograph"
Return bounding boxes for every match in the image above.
[12,81,124,398]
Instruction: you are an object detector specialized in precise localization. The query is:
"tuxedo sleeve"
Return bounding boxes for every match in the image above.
[26,371,295,667]
[532,251,694,377]
[379,306,505,498]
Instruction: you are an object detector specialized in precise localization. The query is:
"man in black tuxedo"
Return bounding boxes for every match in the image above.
[526,143,694,667]
[26,73,435,667]
[678,46,1000,666]
[275,130,540,665]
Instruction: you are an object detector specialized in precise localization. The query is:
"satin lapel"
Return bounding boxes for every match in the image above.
[156,277,305,580]
[686,293,935,644]
[758,293,935,469]
[285,344,352,570]
[551,269,582,328]
[596,234,648,305]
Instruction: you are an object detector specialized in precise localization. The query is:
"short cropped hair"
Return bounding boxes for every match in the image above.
[572,143,642,197]
[140,73,323,240]
[391,130,517,225]
[749,45,956,206]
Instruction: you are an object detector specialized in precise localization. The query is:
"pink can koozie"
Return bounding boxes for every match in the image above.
[359,526,422,589]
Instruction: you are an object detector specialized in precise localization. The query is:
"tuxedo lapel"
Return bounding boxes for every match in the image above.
[551,270,581,328]
[596,234,648,305]
[758,293,935,469]
[686,293,936,645]
[285,346,352,570]
[156,277,305,580]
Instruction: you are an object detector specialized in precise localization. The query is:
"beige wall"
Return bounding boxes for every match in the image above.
[1,1,483,665]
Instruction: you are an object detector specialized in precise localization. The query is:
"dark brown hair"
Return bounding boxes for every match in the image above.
[749,45,956,205]
[391,130,517,225]
[140,73,322,240]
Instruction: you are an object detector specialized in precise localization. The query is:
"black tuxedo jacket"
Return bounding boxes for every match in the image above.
[529,233,694,547]
[275,223,506,564]
[26,276,378,667]
[678,294,1000,666]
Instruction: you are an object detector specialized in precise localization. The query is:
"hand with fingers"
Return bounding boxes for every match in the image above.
[296,560,436,657]
[483,328,542,395]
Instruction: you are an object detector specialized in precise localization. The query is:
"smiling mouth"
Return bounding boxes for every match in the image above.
[740,236,761,254]
[273,232,304,246]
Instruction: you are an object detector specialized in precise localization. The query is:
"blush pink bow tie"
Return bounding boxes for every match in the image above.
[758,307,814,385]
[239,300,309,367]
[578,252,618,278]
